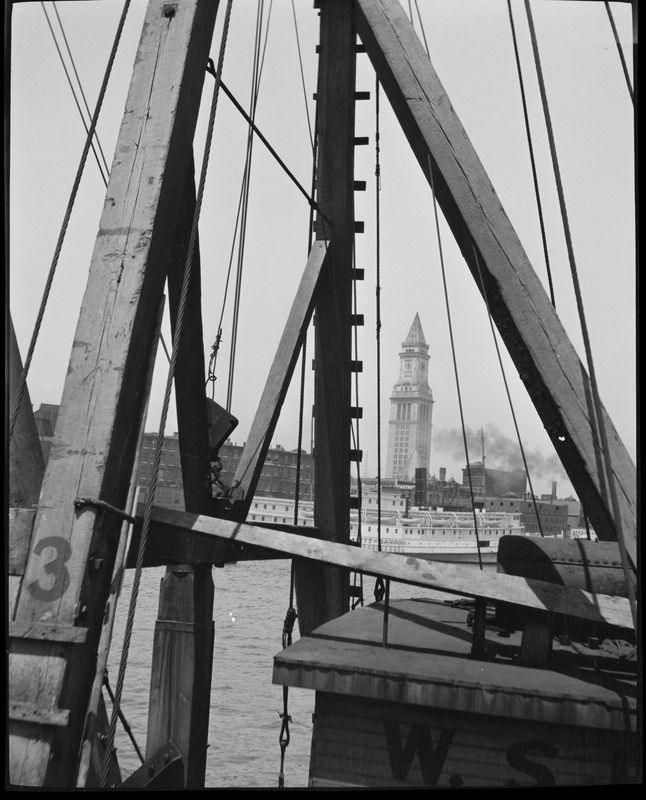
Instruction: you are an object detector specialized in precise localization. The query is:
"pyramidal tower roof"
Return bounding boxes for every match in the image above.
[402,313,428,351]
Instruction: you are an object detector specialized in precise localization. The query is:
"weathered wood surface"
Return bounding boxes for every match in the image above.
[9,315,45,509]
[295,0,357,637]
[9,318,46,618]
[306,691,636,788]
[353,0,636,569]
[273,600,637,734]
[231,239,331,513]
[146,160,216,789]
[144,508,634,630]
[8,1,218,787]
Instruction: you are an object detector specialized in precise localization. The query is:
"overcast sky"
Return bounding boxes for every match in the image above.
[9,0,636,501]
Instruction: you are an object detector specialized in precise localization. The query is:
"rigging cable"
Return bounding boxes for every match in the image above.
[42,2,173,367]
[427,153,483,570]
[41,2,109,186]
[99,0,236,785]
[471,244,545,537]
[9,0,132,442]
[226,0,274,413]
[50,2,112,171]
[604,1,634,104]
[291,0,314,150]
[524,0,636,627]
[506,0,555,307]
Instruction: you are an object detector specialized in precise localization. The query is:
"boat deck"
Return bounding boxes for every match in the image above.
[273,598,637,787]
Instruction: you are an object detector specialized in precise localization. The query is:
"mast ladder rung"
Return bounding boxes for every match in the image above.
[10,701,71,727]
[9,621,89,644]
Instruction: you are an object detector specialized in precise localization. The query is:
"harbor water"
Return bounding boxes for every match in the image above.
[107,559,465,789]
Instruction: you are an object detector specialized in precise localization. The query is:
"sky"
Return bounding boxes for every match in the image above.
[8,0,636,501]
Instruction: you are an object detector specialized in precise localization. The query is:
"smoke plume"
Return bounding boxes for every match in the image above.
[433,423,568,480]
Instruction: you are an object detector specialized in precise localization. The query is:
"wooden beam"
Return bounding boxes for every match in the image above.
[296,0,357,637]
[9,317,46,618]
[142,507,634,631]
[8,505,317,573]
[231,239,331,513]
[8,1,218,787]
[9,316,45,508]
[353,0,636,568]
[145,159,217,789]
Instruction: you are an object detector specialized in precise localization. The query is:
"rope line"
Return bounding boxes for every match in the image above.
[604,1,634,104]
[51,2,112,175]
[100,1,235,785]
[506,0,555,307]
[9,0,132,442]
[41,2,109,186]
[226,1,273,412]
[524,0,635,626]
[291,0,314,151]
[470,245,544,537]
[427,154,483,570]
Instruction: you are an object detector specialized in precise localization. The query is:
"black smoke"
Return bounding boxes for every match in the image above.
[433,423,568,480]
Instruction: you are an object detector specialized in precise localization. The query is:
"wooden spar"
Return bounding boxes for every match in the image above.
[9,315,46,510]
[230,239,331,514]
[145,161,215,789]
[9,316,46,617]
[8,1,218,787]
[138,507,634,631]
[294,0,358,637]
[353,0,636,569]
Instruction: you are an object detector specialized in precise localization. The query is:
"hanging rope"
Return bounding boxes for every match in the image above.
[506,0,555,307]
[524,0,635,627]
[427,154,483,570]
[99,1,235,785]
[604,1,634,104]
[277,566,297,788]
[9,0,132,442]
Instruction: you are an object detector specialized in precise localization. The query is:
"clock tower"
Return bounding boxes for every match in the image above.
[385,314,434,482]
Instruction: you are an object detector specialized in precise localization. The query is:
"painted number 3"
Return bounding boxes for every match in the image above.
[27,536,72,602]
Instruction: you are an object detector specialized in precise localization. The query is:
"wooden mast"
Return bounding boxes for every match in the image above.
[293,0,358,637]
[8,1,217,786]
[144,160,216,788]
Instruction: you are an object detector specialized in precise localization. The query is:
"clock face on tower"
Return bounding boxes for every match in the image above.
[404,361,412,370]
[420,363,425,372]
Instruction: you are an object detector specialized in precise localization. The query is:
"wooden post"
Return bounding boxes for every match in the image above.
[293,0,357,637]
[8,1,217,787]
[8,317,46,618]
[9,316,46,509]
[145,161,216,789]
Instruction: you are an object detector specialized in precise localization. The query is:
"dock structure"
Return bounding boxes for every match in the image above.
[7,0,637,789]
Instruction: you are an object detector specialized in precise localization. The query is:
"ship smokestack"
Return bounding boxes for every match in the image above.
[551,481,557,502]
[439,467,446,482]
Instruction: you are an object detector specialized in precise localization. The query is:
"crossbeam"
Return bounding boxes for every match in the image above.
[231,239,331,513]
[144,506,634,631]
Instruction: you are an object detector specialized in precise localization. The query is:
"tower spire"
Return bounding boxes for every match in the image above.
[385,314,434,481]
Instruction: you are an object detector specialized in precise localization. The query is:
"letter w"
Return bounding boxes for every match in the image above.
[384,722,454,785]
